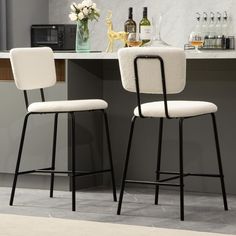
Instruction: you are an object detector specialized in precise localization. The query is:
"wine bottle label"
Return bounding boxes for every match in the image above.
[126,25,136,33]
[140,26,152,40]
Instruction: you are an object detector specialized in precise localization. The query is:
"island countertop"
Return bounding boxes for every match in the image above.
[1,50,236,60]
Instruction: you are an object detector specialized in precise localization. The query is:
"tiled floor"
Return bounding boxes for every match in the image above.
[0,187,236,235]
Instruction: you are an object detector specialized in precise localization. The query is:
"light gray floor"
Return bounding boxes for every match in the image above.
[0,187,236,235]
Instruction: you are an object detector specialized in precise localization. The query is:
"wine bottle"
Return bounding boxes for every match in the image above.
[124,7,136,34]
[139,7,151,45]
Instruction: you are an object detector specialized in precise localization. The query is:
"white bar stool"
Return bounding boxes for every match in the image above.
[9,47,117,211]
[117,47,228,220]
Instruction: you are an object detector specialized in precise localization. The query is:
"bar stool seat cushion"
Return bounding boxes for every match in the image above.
[28,99,108,113]
[134,100,217,118]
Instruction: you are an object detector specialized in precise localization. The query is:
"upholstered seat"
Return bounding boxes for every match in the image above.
[28,99,108,113]
[134,100,217,118]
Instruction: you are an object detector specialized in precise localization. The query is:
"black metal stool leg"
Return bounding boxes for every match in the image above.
[50,113,58,198]
[155,118,164,205]
[103,111,117,202]
[117,116,137,215]
[179,118,184,221]
[10,113,30,206]
[70,112,76,211]
[211,113,228,211]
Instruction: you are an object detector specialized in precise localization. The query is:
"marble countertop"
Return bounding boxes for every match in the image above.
[1,50,236,59]
[52,50,236,60]
[185,50,236,59]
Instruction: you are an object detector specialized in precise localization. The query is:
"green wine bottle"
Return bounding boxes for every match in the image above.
[139,7,151,45]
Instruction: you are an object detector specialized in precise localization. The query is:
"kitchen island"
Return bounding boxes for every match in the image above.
[0,50,236,194]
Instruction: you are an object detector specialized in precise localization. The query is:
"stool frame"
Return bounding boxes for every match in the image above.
[10,88,117,211]
[117,55,228,221]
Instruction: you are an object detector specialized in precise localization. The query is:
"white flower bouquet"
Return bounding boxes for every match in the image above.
[69,0,100,51]
[69,0,100,22]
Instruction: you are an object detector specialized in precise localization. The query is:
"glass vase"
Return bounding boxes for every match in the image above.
[76,20,90,52]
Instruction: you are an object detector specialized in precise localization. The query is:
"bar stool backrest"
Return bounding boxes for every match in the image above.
[10,47,56,91]
[118,47,186,94]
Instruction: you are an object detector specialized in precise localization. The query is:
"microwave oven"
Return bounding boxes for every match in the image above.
[31,24,76,50]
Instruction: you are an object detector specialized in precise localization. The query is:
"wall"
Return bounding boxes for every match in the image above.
[0,0,69,191]
[49,0,236,51]
[6,0,49,49]
[0,0,7,50]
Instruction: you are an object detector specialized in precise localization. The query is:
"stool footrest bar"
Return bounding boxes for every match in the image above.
[188,173,221,177]
[75,169,111,177]
[159,174,188,182]
[18,167,52,175]
[158,171,221,178]
[125,180,181,187]
[18,168,111,176]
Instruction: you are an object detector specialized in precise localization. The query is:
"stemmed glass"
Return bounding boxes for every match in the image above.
[126,33,142,47]
[189,31,204,52]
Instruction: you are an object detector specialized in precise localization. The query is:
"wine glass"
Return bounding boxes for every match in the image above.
[126,33,142,47]
[189,31,204,52]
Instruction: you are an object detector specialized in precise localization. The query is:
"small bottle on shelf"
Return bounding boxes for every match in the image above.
[222,11,229,37]
[195,12,201,32]
[215,12,222,36]
[139,7,151,45]
[222,11,229,49]
[201,12,209,42]
[215,12,223,48]
[207,12,216,48]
